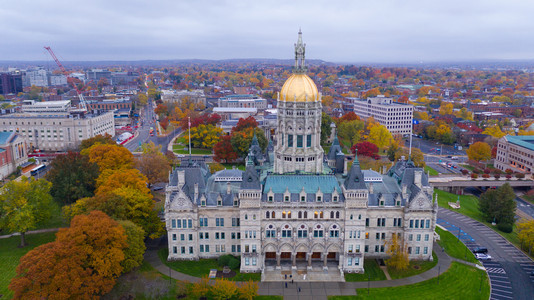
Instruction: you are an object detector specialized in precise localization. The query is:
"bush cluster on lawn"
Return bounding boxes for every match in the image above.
[218,254,240,269]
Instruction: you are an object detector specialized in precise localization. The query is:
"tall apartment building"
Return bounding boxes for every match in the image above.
[164,31,437,276]
[0,100,114,151]
[495,135,534,173]
[218,95,267,110]
[0,73,23,95]
[351,96,414,135]
[23,68,48,87]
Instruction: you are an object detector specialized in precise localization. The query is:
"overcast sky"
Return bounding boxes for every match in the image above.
[2,0,534,63]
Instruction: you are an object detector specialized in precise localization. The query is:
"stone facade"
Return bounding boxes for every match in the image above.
[164,31,437,276]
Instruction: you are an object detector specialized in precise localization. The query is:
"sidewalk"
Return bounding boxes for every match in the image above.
[0,228,59,239]
[146,241,455,299]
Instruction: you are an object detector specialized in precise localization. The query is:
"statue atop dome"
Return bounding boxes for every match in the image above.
[293,29,307,74]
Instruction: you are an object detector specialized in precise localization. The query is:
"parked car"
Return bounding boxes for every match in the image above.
[475,253,492,260]
[472,247,488,254]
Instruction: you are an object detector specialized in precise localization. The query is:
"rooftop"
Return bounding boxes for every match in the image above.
[505,135,534,152]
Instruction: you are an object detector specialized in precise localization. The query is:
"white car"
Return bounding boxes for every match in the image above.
[475,253,492,260]
[177,154,186,158]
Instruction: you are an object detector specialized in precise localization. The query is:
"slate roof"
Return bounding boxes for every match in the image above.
[344,155,367,190]
[0,132,14,145]
[327,135,343,160]
[263,174,342,194]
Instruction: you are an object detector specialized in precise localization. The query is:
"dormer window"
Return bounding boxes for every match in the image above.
[217,200,222,206]
[333,196,338,202]
[284,196,290,202]
[201,200,206,207]
[317,196,322,202]
[233,200,239,207]
[268,196,273,202]
[396,200,400,206]
[380,200,384,206]
[301,196,306,202]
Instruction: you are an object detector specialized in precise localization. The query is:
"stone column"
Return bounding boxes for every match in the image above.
[292,252,297,270]
[307,252,313,270]
[276,252,281,269]
[338,253,344,270]
[323,252,328,269]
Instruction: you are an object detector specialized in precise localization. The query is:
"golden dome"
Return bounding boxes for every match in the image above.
[280,73,319,102]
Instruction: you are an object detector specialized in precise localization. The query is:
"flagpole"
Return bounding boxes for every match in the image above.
[188,116,192,159]
[409,117,413,159]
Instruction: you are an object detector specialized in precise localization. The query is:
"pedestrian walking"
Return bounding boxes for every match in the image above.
[291,279,294,284]
[298,287,301,293]
[285,274,287,280]
[285,282,288,288]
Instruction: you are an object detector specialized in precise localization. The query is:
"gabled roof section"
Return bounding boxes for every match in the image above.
[241,162,261,190]
[344,154,367,190]
[327,135,343,160]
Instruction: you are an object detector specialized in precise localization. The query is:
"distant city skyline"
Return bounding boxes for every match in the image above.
[2,0,534,63]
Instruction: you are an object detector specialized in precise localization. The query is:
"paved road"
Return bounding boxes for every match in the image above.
[438,209,534,300]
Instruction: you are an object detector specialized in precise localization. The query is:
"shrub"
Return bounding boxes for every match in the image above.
[494,174,500,179]
[471,173,478,179]
[473,168,481,174]
[506,174,512,179]
[515,173,525,179]
[484,168,491,174]
[228,257,240,269]
[482,174,490,179]
[493,169,502,175]
[218,254,233,267]
[497,223,513,233]
[461,169,469,175]
[505,168,513,174]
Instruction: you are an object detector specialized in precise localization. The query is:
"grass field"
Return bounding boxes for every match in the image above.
[172,145,212,155]
[424,165,439,176]
[344,259,387,282]
[387,252,438,279]
[436,227,479,264]
[221,163,246,171]
[330,262,490,300]
[0,232,57,299]
[435,189,522,255]
[157,248,260,281]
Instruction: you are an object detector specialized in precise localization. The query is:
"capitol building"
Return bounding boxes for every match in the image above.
[164,31,438,276]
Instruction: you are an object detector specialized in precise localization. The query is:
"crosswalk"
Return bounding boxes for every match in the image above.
[486,267,506,274]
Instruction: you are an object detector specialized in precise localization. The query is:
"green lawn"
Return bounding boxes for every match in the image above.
[330,262,490,300]
[345,259,387,282]
[157,248,260,282]
[222,163,246,171]
[424,165,439,176]
[172,146,212,155]
[460,164,475,171]
[435,189,523,256]
[387,252,438,279]
[436,227,479,264]
[0,232,57,299]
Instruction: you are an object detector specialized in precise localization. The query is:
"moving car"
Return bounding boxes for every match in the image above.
[475,253,492,260]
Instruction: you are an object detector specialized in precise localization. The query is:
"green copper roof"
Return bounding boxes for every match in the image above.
[264,174,341,193]
[506,135,534,152]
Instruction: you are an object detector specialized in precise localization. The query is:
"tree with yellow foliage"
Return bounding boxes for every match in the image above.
[82,144,134,172]
[517,220,534,255]
[211,278,238,300]
[368,124,393,149]
[385,233,409,271]
[238,280,259,300]
[482,125,506,138]
[189,124,223,149]
[455,107,473,121]
[466,142,492,162]
[414,111,430,121]
[439,102,453,115]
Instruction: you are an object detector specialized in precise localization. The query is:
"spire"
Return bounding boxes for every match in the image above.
[293,29,307,74]
[353,148,360,166]
[251,130,259,146]
[332,135,339,146]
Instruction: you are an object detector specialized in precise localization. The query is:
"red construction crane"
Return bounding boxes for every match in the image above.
[44,46,87,112]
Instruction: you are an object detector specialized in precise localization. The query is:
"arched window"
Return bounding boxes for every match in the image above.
[313,224,324,238]
[314,211,318,219]
[245,214,248,220]
[265,224,276,238]
[304,211,308,219]
[336,211,340,219]
[282,211,286,218]
[266,211,270,219]
[272,211,275,218]
[281,224,292,238]
[330,211,335,219]
[288,211,292,218]
[297,224,308,238]
[329,224,340,238]
[320,211,324,219]
[298,211,302,219]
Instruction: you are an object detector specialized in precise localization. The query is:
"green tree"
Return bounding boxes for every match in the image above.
[479,183,516,225]
[118,220,146,273]
[0,177,53,247]
[46,151,99,205]
[321,113,333,144]
[337,119,364,146]
[230,127,267,158]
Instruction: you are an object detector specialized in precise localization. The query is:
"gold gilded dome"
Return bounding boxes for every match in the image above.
[280,73,319,102]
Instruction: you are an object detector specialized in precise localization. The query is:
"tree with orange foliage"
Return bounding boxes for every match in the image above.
[339,111,360,123]
[9,211,127,300]
[232,116,258,133]
[82,143,134,172]
[214,135,239,163]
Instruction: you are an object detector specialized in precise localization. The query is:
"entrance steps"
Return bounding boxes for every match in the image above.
[262,263,345,282]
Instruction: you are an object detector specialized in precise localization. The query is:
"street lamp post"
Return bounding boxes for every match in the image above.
[368,273,370,295]
[437,265,441,285]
